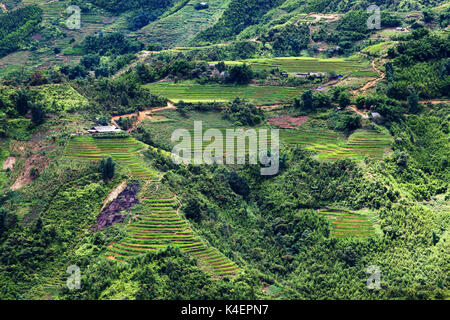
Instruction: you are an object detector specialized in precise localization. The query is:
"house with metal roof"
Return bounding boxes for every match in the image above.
[88,126,121,134]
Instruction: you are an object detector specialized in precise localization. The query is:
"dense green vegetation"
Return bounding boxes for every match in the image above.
[387,30,450,99]
[0,5,43,58]
[196,0,284,42]
[145,82,305,104]
[0,0,448,302]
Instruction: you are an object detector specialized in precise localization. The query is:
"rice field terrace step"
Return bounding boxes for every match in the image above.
[148,203,177,207]
[107,196,238,276]
[143,198,177,203]
[321,209,377,239]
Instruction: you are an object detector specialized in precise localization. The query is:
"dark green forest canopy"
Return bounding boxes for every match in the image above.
[196,0,285,42]
[0,0,448,301]
[0,5,43,58]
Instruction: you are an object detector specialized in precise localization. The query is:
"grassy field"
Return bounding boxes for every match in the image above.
[210,56,370,74]
[145,82,304,105]
[63,136,158,180]
[139,110,392,162]
[362,41,397,56]
[107,196,239,277]
[31,84,89,113]
[320,209,378,239]
[140,0,231,47]
[280,128,392,161]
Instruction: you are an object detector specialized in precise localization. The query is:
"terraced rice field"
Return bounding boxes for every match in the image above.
[321,209,376,239]
[170,127,391,162]
[280,128,392,160]
[212,56,369,74]
[145,82,304,105]
[174,127,273,163]
[139,0,230,47]
[63,136,158,180]
[107,197,239,277]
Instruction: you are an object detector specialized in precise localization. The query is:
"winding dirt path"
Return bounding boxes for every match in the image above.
[347,105,367,117]
[418,100,450,104]
[350,59,385,96]
[111,102,177,131]
[112,101,291,131]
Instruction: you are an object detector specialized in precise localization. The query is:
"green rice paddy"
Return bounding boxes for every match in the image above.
[280,128,392,161]
[170,126,392,162]
[63,136,158,180]
[145,82,305,105]
[107,197,239,277]
[211,56,369,73]
[320,209,377,239]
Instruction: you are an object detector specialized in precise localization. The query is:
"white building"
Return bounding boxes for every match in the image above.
[88,126,121,134]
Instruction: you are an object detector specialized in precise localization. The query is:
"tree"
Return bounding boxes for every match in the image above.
[31,102,45,126]
[68,64,88,80]
[0,112,7,137]
[0,208,8,237]
[30,167,39,179]
[422,10,434,24]
[227,171,249,198]
[135,63,155,83]
[97,115,110,126]
[184,197,202,223]
[432,231,440,245]
[301,90,313,110]
[227,63,253,84]
[216,61,226,73]
[385,62,394,83]
[396,151,409,168]
[100,156,115,181]
[80,54,100,69]
[29,70,47,86]
[407,89,420,114]
[337,91,351,108]
[15,89,30,116]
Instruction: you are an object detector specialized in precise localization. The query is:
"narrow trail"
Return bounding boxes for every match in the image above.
[418,99,450,104]
[350,59,385,96]
[111,102,177,132]
[348,105,367,118]
[345,57,387,117]
[112,101,291,131]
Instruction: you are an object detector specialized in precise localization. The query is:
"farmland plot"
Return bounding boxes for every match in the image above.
[145,82,305,105]
[107,197,239,277]
[320,209,378,239]
[63,136,158,180]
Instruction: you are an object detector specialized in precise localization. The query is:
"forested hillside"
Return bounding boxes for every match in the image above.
[0,0,448,301]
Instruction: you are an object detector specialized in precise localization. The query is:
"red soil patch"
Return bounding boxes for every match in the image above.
[10,138,56,191]
[268,115,308,128]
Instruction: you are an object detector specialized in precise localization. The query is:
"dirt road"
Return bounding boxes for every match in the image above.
[350,59,385,96]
